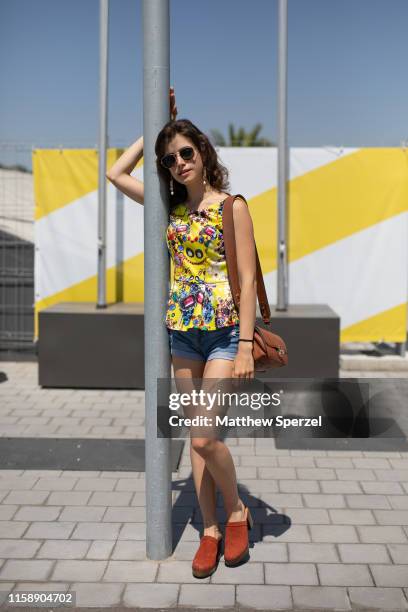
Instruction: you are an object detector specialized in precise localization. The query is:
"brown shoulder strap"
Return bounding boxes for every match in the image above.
[222,194,271,325]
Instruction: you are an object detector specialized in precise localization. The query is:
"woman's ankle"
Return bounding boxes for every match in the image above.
[226,498,246,522]
[203,524,222,539]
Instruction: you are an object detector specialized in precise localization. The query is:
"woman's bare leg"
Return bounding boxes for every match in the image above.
[172,355,221,539]
[189,440,221,538]
[191,357,246,523]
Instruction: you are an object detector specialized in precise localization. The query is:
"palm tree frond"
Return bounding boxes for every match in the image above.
[209,129,226,147]
[210,123,274,147]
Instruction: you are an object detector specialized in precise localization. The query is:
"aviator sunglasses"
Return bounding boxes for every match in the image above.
[160,146,195,169]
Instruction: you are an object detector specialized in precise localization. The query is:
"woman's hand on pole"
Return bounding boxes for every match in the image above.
[170,86,178,120]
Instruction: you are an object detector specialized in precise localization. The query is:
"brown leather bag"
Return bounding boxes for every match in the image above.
[222,194,288,371]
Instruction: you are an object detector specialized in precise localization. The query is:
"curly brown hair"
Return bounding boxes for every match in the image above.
[154,118,230,206]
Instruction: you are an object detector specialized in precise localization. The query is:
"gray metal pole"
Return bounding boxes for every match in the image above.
[97,0,109,308]
[142,0,172,560]
[277,0,289,310]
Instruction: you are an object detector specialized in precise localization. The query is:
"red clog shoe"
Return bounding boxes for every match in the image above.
[224,505,253,566]
[192,535,223,578]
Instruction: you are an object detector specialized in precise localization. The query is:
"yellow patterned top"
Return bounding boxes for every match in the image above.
[164,199,240,331]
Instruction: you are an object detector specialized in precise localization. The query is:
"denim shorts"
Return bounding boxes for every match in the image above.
[168,323,240,362]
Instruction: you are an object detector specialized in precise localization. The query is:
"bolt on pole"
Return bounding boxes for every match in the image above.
[97,0,109,309]
[142,0,173,560]
[277,0,289,310]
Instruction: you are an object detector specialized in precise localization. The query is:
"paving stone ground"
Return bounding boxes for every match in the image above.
[0,361,408,610]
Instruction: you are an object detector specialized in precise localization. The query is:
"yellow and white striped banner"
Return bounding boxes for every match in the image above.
[33,147,408,343]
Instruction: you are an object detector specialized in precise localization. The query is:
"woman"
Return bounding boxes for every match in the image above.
[106,87,257,578]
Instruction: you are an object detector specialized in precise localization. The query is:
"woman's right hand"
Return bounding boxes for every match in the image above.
[170,86,178,120]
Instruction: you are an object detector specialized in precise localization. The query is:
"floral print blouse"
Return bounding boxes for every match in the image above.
[164,198,240,331]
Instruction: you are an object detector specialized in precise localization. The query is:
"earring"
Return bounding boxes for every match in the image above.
[170,176,174,195]
[203,167,207,187]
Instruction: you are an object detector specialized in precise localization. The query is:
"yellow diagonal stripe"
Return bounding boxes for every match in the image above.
[251,149,408,270]
[341,303,407,343]
[34,253,145,339]
[33,148,144,220]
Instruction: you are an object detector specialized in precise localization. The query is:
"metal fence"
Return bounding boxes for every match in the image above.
[0,143,35,354]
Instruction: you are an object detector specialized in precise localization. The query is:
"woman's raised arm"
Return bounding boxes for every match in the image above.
[106,135,145,205]
[106,87,177,206]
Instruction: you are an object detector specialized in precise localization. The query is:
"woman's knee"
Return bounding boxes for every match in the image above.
[191,436,218,455]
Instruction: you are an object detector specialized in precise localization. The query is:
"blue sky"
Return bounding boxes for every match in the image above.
[0,0,407,169]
